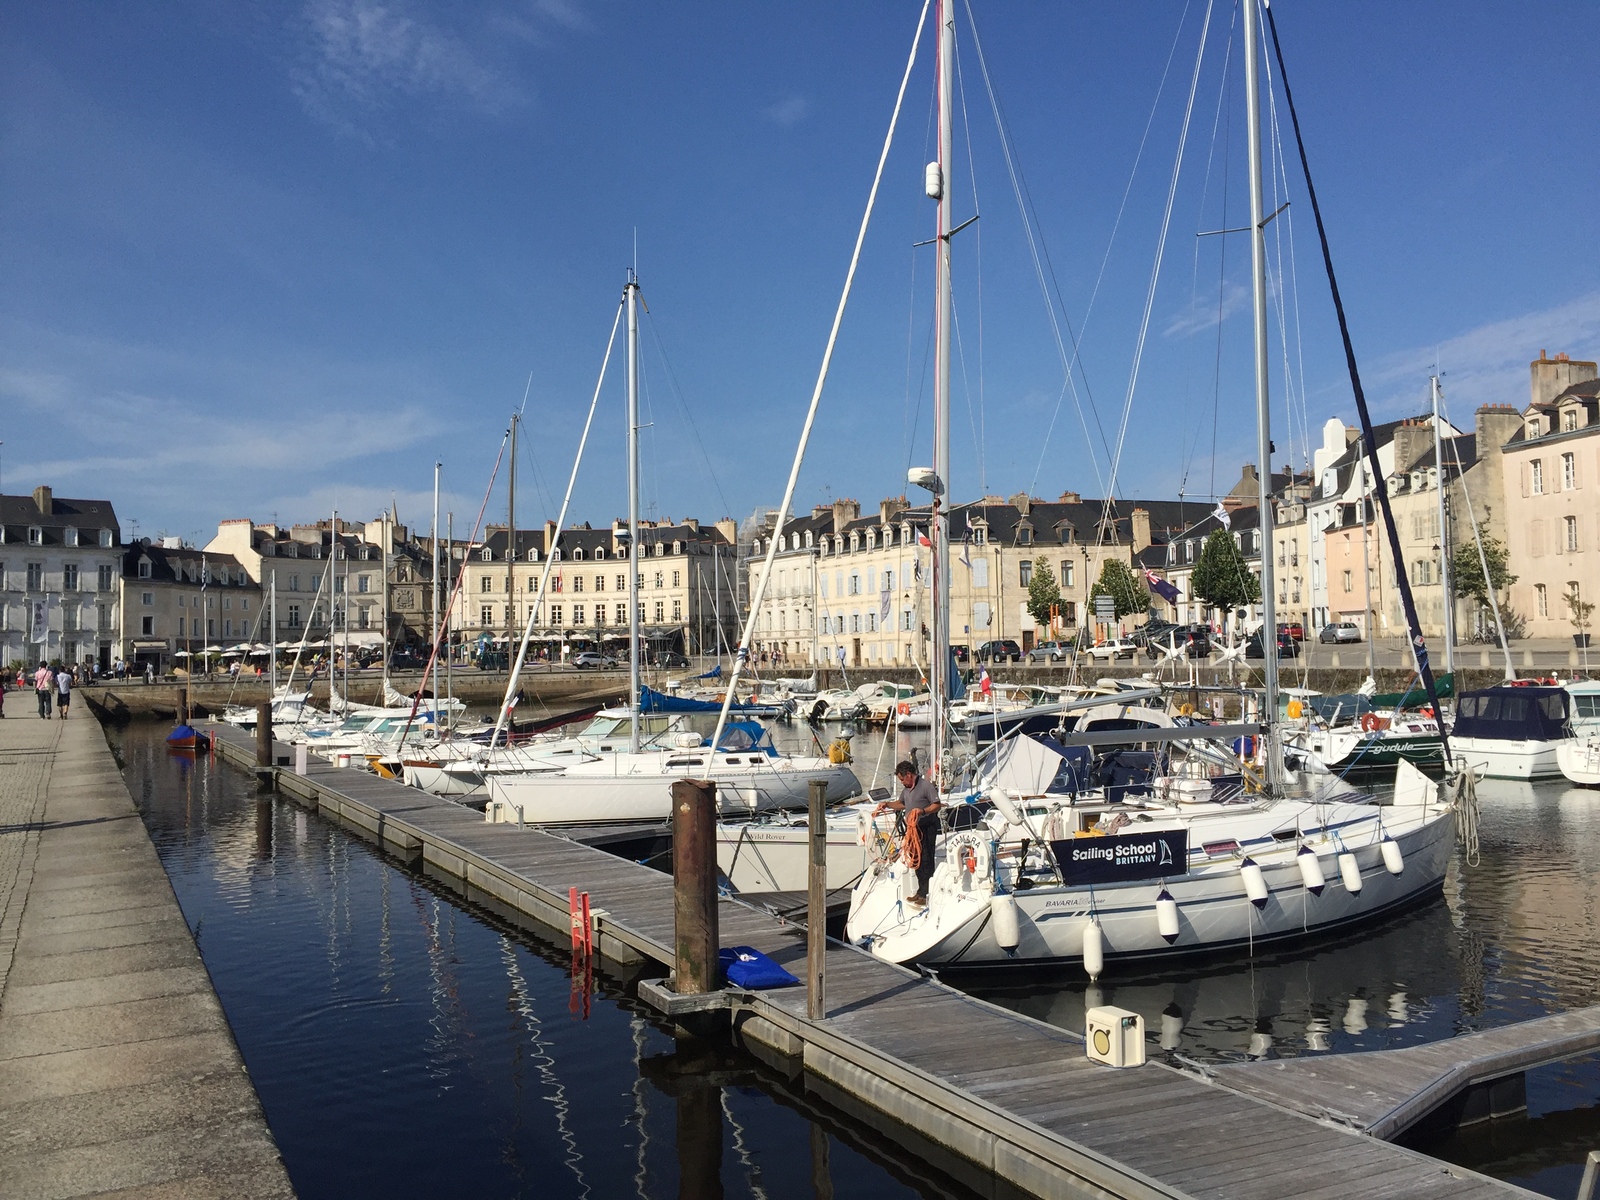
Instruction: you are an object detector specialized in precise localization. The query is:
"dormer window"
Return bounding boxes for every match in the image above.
[673,540,683,554]
[866,530,877,550]
[528,548,540,562]
[1565,409,1579,432]
[138,557,152,579]
[572,548,584,561]
[973,527,987,545]
[64,527,78,547]
[481,548,494,562]
[595,547,605,561]
[805,531,814,548]
[551,550,561,562]
[99,529,113,548]
[1018,526,1033,546]
[28,526,42,545]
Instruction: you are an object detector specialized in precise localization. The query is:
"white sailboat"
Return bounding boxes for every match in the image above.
[845,0,1465,971]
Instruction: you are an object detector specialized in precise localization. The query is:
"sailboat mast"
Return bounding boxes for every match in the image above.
[269,569,276,696]
[1362,469,1377,679]
[1243,0,1279,786]
[626,271,642,753]
[1430,375,1455,674]
[432,462,441,669]
[928,0,954,782]
[507,415,518,651]
[446,512,454,710]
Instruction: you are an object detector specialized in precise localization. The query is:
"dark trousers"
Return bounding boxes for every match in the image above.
[37,689,51,718]
[914,812,941,896]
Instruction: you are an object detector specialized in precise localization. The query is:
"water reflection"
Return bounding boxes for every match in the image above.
[111,723,975,1200]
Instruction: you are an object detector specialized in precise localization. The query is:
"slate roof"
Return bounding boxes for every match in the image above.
[123,542,253,588]
[0,493,121,548]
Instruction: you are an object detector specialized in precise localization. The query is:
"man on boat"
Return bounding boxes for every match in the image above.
[874,760,941,907]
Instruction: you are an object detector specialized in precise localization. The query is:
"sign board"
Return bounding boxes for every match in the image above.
[1051,829,1189,884]
[1092,595,1116,619]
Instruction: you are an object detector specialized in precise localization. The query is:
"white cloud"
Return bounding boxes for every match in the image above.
[763,95,809,128]
[1164,279,1251,338]
[1367,290,1600,417]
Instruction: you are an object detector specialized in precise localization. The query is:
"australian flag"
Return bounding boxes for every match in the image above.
[1144,570,1180,604]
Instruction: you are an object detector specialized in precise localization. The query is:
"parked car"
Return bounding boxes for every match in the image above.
[1277,621,1305,642]
[951,644,971,665]
[1131,620,1179,650]
[1246,630,1301,659]
[1083,638,1138,661]
[1318,621,1362,644]
[388,652,424,672]
[651,650,690,668]
[1026,641,1071,663]
[977,640,1023,664]
[571,651,617,669]
[1144,625,1211,660]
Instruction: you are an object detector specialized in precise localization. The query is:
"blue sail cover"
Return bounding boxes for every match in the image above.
[691,665,723,680]
[639,684,764,715]
[947,649,967,702]
[1453,686,1571,742]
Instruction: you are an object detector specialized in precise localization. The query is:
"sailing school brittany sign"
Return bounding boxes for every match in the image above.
[1051,830,1189,884]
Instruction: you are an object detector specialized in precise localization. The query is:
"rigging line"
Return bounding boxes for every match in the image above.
[1260,65,1307,485]
[1262,0,1452,758]
[953,23,987,492]
[961,1,1110,499]
[952,294,983,476]
[1101,0,1215,539]
[1260,39,1314,474]
[1209,5,1238,501]
[643,309,733,519]
[905,66,940,480]
[1177,3,1237,495]
[711,0,930,756]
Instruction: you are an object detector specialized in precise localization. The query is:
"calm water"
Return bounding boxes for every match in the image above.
[114,717,1600,1199]
[112,723,978,1200]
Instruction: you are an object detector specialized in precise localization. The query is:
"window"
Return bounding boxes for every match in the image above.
[333,577,344,594]
[481,576,493,592]
[1185,541,1194,563]
[1565,410,1579,433]
[27,563,42,591]
[1566,516,1579,553]
[1342,570,1353,593]
[63,563,78,591]
[595,548,606,561]
[178,615,186,636]
[99,529,113,548]
[848,573,861,596]
[358,606,369,629]
[672,570,681,587]
[288,605,301,627]
[141,616,154,636]
[672,599,682,621]
[653,572,663,589]
[1019,561,1033,586]
[207,619,215,637]
[1536,584,1548,617]
[289,574,300,592]
[1531,459,1544,494]
[974,601,992,628]
[222,596,232,610]
[974,527,987,545]
[224,619,233,637]
[595,575,605,592]
[358,574,370,593]
[480,605,493,626]
[1563,452,1577,490]
[1062,561,1075,588]
[481,548,494,562]
[573,605,585,624]
[64,526,78,546]
[141,591,155,606]
[573,575,584,592]
[615,603,626,624]
[617,574,626,592]
[549,604,562,625]
[572,549,584,561]
[63,606,78,632]
[28,527,42,545]
[654,601,664,623]
[138,558,152,579]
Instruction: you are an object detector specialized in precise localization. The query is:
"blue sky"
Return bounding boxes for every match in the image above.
[3,1,1597,544]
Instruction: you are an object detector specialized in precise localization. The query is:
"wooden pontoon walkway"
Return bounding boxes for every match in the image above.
[208,723,1540,1200]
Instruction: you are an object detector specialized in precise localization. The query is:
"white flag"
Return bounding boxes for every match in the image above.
[1213,502,1231,530]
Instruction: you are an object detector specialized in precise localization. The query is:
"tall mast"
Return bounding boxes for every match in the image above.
[927,0,954,783]
[1243,0,1279,787]
[431,461,442,685]
[269,569,276,696]
[626,270,642,752]
[1431,375,1455,675]
[1362,468,1377,680]
[446,512,454,711]
[507,414,518,651]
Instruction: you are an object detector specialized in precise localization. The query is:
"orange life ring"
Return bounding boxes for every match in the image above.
[897,701,911,716]
[1360,712,1381,733]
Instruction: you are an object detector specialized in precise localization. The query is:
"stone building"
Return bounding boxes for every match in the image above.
[119,540,257,673]
[1501,351,1599,639]
[0,486,122,671]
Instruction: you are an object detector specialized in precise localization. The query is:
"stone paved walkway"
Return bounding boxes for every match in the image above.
[0,715,294,1199]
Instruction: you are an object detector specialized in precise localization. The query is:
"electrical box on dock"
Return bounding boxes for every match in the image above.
[1086,1006,1145,1068]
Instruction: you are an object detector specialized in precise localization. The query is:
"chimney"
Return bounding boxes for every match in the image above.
[879,495,910,528]
[1008,491,1032,516]
[1390,419,1433,473]
[33,485,52,515]
[1530,350,1598,408]
[1057,490,1080,504]
[1131,507,1152,553]
[1475,404,1522,461]
[831,497,860,534]
[684,517,699,533]
[544,519,558,555]
[714,518,737,545]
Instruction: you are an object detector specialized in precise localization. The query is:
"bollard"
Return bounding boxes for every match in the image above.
[671,778,719,995]
[294,742,309,776]
[255,702,272,780]
[807,777,828,1020]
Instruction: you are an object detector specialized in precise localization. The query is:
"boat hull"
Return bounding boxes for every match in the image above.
[716,809,872,894]
[1557,738,1600,787]
[1449,735,1565,780]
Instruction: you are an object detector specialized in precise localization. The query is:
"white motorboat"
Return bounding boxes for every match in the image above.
[1448,684,1572,780]
[717,804,879,895]
[483,721,860,827]
[1558,737,1600,787]
[1568,679,1600,737]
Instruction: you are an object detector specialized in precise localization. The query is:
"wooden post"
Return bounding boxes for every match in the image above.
[178,687,189,725]
[255,702,272,761]
[807,777,827,1020]
[671,778,719,995]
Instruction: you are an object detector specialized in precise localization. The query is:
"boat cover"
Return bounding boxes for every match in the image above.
[639,684,766,715]
[1453,686,1570,742]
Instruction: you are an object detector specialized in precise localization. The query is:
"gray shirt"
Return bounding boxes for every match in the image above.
[900,777,938,816]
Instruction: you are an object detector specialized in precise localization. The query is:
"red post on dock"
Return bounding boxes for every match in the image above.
[807,778,827,1020]
[671,779,719,995]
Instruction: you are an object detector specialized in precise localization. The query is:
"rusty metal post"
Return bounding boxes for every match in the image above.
[255,701,274,786]
[671,778,719,994]
[807,778,827,1020]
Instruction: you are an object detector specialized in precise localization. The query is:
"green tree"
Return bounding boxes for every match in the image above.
[1451,535,1516,607]
[1025,556,1061,629]
[1088,559,1147,620]
[1191,529,1262,613]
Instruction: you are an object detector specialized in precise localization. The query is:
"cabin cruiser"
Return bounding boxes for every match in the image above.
[1557,680,1600,786]
[1448,685,1571,780]
[1281,687,1445,774]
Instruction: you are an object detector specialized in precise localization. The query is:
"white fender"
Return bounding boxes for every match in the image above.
[1381,836,1404,876]
[989,789,1025,829]
[1155,889,1180,944]
[990,894,1021,952]
[1297,847,1327,896]
[1160,1004,1184,1051]
[1240,857,1269,908]
[1082,918,1104,981]
[1338,851,1363,894]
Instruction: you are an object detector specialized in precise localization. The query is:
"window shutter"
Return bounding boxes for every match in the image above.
[1520,462,1530,497]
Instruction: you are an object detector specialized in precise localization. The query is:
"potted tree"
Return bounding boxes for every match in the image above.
[1566,583,1594,651]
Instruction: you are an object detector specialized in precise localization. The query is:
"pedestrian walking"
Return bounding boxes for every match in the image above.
[56,667,72,719]
[34,663,53,719]
[144,662,155,685]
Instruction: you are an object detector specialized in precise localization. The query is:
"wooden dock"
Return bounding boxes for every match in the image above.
[206,723,1548,1200]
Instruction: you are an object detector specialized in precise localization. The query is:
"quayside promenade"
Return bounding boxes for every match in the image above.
[0,715,293,1198]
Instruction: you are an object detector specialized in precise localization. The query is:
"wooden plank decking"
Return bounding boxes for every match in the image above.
[204,723,1541,1200]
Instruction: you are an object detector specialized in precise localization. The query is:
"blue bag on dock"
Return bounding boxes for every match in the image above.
[719,946,799,990]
